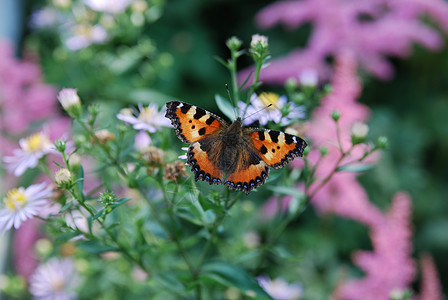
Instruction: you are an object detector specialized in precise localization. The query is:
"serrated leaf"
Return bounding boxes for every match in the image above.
[215,94,235,120]
[201,261,272,299]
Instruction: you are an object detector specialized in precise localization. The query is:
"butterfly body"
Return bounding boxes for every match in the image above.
[165,101,307,194]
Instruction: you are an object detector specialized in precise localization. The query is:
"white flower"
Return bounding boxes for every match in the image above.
[299,68,318,87]
[65,24,108,51]
[239,93,305,126]
[116,103,172,133]
[84,0,134,14]
[251,34,269,49]
[29,258,80,300]
[351,122,369,139]
[3,132,56,176]
[57,88,81,111]
[0,183,53,231]
[257,277,303,300]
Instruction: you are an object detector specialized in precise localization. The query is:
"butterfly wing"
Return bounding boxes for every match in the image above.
[165,101,229,185]
[165,101,228,143]
[246,128,307,168]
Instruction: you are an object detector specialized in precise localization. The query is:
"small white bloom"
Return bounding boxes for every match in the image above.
[3,132,56,176]
[116,103,172,133]
[29,258,80,300]
[65,24,108,51]
[239,93,305,126]
[0,183,53,231]
[351,122,369,139]
[299,68,318,87]
[57,88,81,110]
[84,0,134,14]
[257,277,303,300]
[251,34,268,49]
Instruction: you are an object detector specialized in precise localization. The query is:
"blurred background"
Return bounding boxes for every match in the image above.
[1,0,447,298]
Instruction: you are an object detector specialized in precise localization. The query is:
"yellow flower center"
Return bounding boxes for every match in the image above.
[138,106,156,123]
[258,92,280,110]
[4,188,27,210]
[22,133,51,153]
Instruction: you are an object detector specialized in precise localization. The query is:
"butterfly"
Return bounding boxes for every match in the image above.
[165,101,307,194]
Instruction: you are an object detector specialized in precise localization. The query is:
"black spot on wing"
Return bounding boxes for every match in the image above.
[285,133,295,145]
[198,127,206,136]
[269,131,280,143]
[205,116,215,125]
[180,103,191,114]
[258,131,265,141]
[194,107,206,119]
[260,145,268,155]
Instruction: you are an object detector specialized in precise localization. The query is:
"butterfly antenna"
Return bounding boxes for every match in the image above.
[242,104,273,123]
[225,84,238,119]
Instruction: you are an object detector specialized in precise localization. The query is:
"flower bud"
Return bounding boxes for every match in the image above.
[299,68,318,87]
[55,168,72,187]
[226,36,242,52]
[377,136,389,149]
[54,139,66,153]
[351,122,369,145]
[93,129,115,144]
[331,110,341,122]
[250,34,268,50]
[57,88,82,119]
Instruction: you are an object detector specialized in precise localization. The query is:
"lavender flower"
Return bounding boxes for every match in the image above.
[116,103,171,133]
[29,258,80,300]
[0,183,53,231]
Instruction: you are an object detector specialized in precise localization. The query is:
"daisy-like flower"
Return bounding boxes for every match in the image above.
[257,276,303,300]
[29,257,80,300]
[116,103,172,133]
[239,93,305,126]
[3,132,56,176]
[65,24,108,51]
[0,183,53,231]
[84,0,134,14]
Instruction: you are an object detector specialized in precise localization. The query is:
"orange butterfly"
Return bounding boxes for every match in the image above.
[165,101,307,194]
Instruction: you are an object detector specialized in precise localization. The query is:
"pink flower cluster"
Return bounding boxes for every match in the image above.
[241,0,448,84]
[335,192,415,299]
[0,40,69,158]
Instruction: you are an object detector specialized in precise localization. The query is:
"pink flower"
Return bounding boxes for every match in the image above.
[335,192,415,300]
[418,254,443,300]
[240,0,448,84]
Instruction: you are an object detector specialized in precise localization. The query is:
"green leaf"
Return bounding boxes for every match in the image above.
[336,164,374,173]
[59,201,73,213]
[215,94,235,120]
[202,210,216,225]
[266,185,303,198]
[201,261,272,299]
[93,209,104,220]
[112,197,131,208]
[77,240,117,254]
[76,166,85,200]
[153,272,186,293]
[55,231,81,243]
